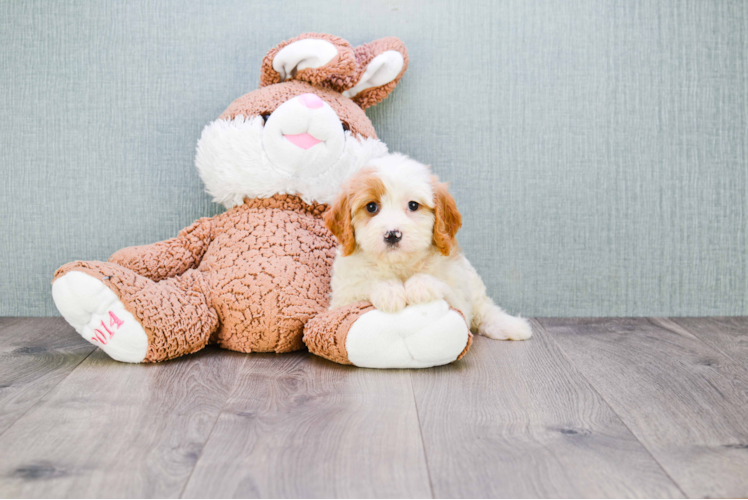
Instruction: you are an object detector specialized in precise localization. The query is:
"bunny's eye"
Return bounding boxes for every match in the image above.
[342,122,350,132]
[366,202,379,214]
[261,114,271,123]
[408,201,420,211]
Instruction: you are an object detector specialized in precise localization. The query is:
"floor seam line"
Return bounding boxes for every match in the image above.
[654,317,741,365]
[178,354,248,499]
[409,370,436,499]
[534,319,691,499]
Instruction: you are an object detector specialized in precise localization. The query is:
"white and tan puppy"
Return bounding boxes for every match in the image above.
[324,153,532,341]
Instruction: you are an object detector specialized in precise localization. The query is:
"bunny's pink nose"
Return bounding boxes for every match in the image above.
[298,93,324,109]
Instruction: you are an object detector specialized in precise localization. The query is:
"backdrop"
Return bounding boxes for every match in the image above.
[2,0,746,317]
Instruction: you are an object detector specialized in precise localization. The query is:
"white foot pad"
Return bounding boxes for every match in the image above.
[346,300,469,369]
[52,271,148,363]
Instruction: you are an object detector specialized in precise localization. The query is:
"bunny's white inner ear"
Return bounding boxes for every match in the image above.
[272,39,338,81]
[343,50,405,98]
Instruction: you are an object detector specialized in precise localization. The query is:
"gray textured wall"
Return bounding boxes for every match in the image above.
[1,0,746,317]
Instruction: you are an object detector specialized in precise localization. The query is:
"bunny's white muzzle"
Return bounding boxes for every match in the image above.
[263,93,346,177]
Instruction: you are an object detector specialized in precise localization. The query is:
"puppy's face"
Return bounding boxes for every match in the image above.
[325,155,462,262]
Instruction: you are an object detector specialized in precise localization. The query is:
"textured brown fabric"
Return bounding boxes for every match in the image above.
[351,37,410,110]
[218,80,377,139]
[109,217,214,282]
[54,262,217,363]
[204,196,336,353]
[54,195,338,359]
[260,32,357,92]
[303,301,375,365]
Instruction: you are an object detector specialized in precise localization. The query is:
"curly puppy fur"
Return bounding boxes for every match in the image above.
[325,154,533,341]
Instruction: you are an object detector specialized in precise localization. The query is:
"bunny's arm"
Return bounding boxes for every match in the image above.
[107,217,214,282]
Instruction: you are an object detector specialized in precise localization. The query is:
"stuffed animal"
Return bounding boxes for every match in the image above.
[52,33,472,368]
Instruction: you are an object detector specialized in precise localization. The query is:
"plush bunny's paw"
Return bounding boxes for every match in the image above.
[369,280,407,313]
[345,300,470,368]
[52,271,148,363]
[480,311,533,341]
[404,274,446,305]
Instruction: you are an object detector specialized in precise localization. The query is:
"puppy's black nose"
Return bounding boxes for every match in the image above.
[384,230,402,245]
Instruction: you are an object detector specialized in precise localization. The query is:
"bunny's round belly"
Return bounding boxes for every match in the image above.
[198,203,337,353]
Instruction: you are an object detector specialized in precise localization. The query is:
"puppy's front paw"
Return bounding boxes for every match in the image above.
[404,274,446,305]
[370,281,407,313]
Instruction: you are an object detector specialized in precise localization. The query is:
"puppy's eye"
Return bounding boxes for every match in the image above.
[342,122,350,132]
[408,201,420,211]
[261,114,271,123]
[366,202,379,214]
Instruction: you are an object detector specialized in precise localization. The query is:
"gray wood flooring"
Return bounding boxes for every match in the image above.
[0,317,746,498]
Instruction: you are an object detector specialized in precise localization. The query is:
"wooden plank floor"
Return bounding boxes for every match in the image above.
[0,317,745,498]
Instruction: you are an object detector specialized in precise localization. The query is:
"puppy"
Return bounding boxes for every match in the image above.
[324,154,532,341]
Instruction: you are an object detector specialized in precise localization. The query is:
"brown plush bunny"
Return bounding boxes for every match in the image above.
[52,33,472,368]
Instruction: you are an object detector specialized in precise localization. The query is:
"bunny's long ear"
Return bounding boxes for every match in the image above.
[260,33,357,90]
[344,37,409,109]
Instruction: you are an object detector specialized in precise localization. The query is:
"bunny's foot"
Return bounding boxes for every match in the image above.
[53,261,217,363]
[52,271,148,363]
[304,300,471,369]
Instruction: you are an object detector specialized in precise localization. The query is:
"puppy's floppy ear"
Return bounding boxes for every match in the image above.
[432,179,462,256]
[324,192,357,256]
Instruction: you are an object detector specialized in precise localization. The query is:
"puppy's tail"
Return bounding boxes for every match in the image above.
[461,257,532,341]
[472,295,533,341]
